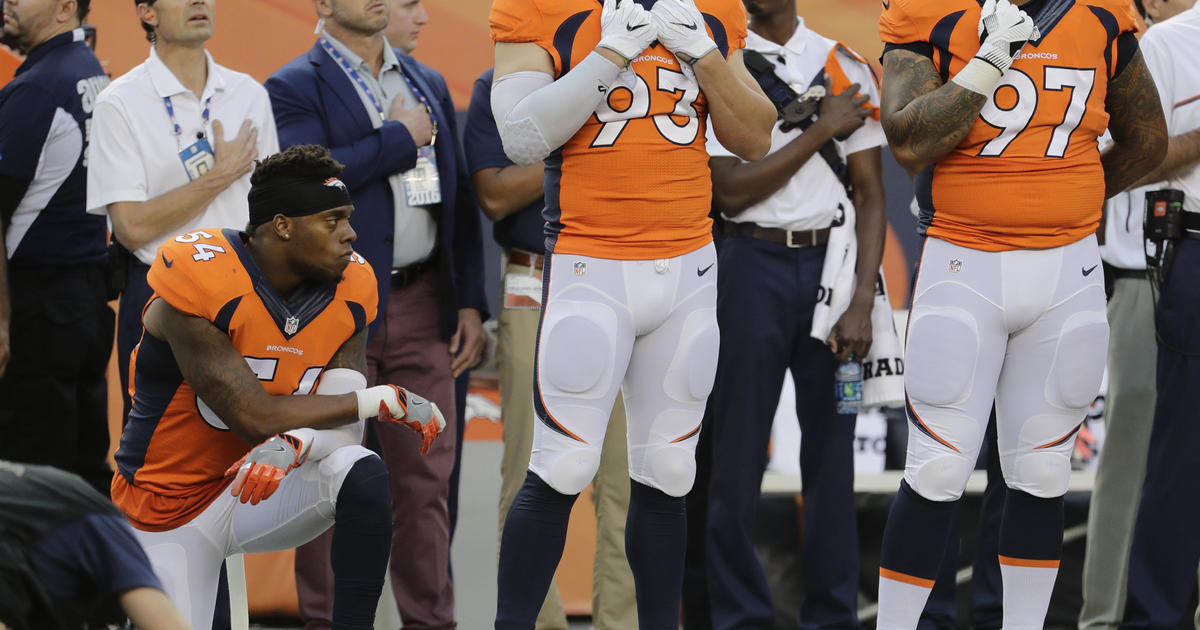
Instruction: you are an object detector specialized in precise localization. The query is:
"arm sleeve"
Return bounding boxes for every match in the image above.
[86,98,150,215]
[0,83,56,183]
[265,69,419,191]
[463,72,517,174]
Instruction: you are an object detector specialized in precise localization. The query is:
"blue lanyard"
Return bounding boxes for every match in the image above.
[319,36,438,143]
[162,94,212,149]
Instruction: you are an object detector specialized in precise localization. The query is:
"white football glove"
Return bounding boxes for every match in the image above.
[651,0,717,63]
[975,0,1039,75]
[597,0,657,64]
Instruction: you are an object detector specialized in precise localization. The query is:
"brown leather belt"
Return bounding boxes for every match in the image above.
[722,221,831,248]
[508,249,545,271]
[391,257,436,288]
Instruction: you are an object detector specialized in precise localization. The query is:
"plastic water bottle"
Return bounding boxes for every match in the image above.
[835,360,863,415]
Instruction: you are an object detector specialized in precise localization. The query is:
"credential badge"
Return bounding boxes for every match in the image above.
[285,316,300,335]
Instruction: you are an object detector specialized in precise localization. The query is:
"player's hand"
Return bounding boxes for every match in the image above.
[365,385,446,455]
[651,0,717,64]
[449,308,485,378]
[827,293,874,362]
[815,78,871,141]
[390,93,434,147]
[597,0,657,64]
[974,0,1039,75]
[225,433,311,505]
[210,119,258,186]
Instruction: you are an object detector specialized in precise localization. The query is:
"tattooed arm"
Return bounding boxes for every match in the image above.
[1103,50,1168,197]
[143,297,362,444]
[880,49,988,175]
[1134,127,1200,188]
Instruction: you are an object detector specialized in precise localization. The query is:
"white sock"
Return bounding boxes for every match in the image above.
[1000,557,1060,629]
[877,570,935,630]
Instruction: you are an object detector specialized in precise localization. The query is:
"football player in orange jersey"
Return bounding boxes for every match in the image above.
[487,0,774,626]
[109,145,446,630]
[874,0,1166,627]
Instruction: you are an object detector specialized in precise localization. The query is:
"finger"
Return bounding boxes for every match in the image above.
[229,465,248,496]
[450,356,467,378]
[238,466,258,503]
[852,94,870,106]
[448,329,461,355]
[238,119,253,137]
[840,82,862,97]
[212,119,225,142]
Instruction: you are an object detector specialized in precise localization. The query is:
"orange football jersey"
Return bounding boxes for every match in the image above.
[111,228,377,531]
[490,0,748,259]
[879,0,1138,251]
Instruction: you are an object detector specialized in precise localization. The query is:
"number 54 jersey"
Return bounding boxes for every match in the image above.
[880,0,1139,251]
[490,0,748,260]
[111,228,378,531]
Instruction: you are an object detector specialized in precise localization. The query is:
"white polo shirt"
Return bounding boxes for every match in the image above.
[86,47,279,264]
[1140,6,1200,215]
[707,18,886,230]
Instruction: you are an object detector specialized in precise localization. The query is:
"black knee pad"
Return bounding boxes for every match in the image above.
[335,455,392,532]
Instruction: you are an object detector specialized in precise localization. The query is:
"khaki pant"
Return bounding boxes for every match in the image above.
[1080,276,1157,629]
[496,256,637,630]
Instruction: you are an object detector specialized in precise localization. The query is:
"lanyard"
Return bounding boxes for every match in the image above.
[162,94,212,151]
[319,36,438,145]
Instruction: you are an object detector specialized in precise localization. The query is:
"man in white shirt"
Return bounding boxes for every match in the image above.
[1120,1,1200,627]
[699,1,886,627]
[86,0,278,415]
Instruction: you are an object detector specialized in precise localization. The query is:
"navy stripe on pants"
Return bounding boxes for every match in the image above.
[705,235,859,630]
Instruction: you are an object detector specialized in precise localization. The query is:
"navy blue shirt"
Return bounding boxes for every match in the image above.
[463,68,545,254]
[0,462,161,630]
[0,29,109,265]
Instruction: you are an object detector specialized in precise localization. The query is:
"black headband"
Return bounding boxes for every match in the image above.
[247,174,353,226]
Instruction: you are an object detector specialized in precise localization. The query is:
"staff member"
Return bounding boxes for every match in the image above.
[0,0,112,495]
[1123,2,1200,626]
[87,0,277,416]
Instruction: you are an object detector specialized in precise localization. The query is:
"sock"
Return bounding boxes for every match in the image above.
[998,488,1064,630]
[878,480,958,630]
[330,456,392,630]
[495,471,578,630]
[625,480,687,629]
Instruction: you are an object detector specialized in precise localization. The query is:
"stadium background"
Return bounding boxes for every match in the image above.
[0,0,931,623]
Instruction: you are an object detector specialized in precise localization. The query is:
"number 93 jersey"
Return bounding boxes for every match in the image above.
[879,0,1139,251]
[111,228,378,531]
[490,0,748,260]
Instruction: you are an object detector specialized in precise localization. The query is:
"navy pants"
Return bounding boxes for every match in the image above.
[1123,239,1200,629]
[706,235,859,630]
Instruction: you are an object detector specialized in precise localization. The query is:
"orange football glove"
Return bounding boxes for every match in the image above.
[224,433,311,505]
[376,385,446,456]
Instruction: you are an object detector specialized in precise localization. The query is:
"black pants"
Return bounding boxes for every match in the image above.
[115,262,152,418]
[0,262,114,495]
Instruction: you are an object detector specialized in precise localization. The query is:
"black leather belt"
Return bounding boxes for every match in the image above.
[722,221,830,248]
[391,257,435,288]
[1184,212,1200,240]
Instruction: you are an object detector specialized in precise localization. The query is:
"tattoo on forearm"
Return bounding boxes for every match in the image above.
[882,50,988,165]
[1103,52,1168,196]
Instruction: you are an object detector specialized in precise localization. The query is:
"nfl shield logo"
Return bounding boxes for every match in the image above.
[284,316,300,335]
[948,259,963,273]
[573,261,587,276]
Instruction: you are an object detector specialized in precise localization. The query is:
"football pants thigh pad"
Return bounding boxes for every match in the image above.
[904,305,980,407]
[540,300,619,396]
[1046,311,1109,410]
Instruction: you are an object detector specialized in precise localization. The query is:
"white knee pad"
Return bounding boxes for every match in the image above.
[1008,449,1072,498]
[664,309,720,403]
[907,452,974,502]
[542,445,603,495]
[638,442,697,497]
[1046,311,1108,410]
[904,306,980,407]
[539,300,619,396]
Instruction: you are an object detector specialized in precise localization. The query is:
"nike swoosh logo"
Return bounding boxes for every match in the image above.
[627,23,647,32]
[1082,265,1098,276]
[161,252,174,268]
[671,21,698,30]
[697,263,714,277]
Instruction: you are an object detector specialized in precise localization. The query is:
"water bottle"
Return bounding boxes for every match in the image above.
[835,359,863,415]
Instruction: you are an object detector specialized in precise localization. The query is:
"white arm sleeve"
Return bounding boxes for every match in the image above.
[286,368,368,462]
[491,52,623,165]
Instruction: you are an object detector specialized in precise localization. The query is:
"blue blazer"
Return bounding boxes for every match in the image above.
[265,42,488,340]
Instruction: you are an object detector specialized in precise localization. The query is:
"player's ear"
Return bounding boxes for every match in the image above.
[271,215,294,242]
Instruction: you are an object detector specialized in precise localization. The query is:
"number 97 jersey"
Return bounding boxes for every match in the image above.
[879,0,1139,252]
[490,0,748,260]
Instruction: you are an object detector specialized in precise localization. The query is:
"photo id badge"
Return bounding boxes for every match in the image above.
[401,146,442,207]
[179,137,215,182]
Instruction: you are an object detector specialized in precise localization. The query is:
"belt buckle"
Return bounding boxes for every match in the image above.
[786,230,810,248]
